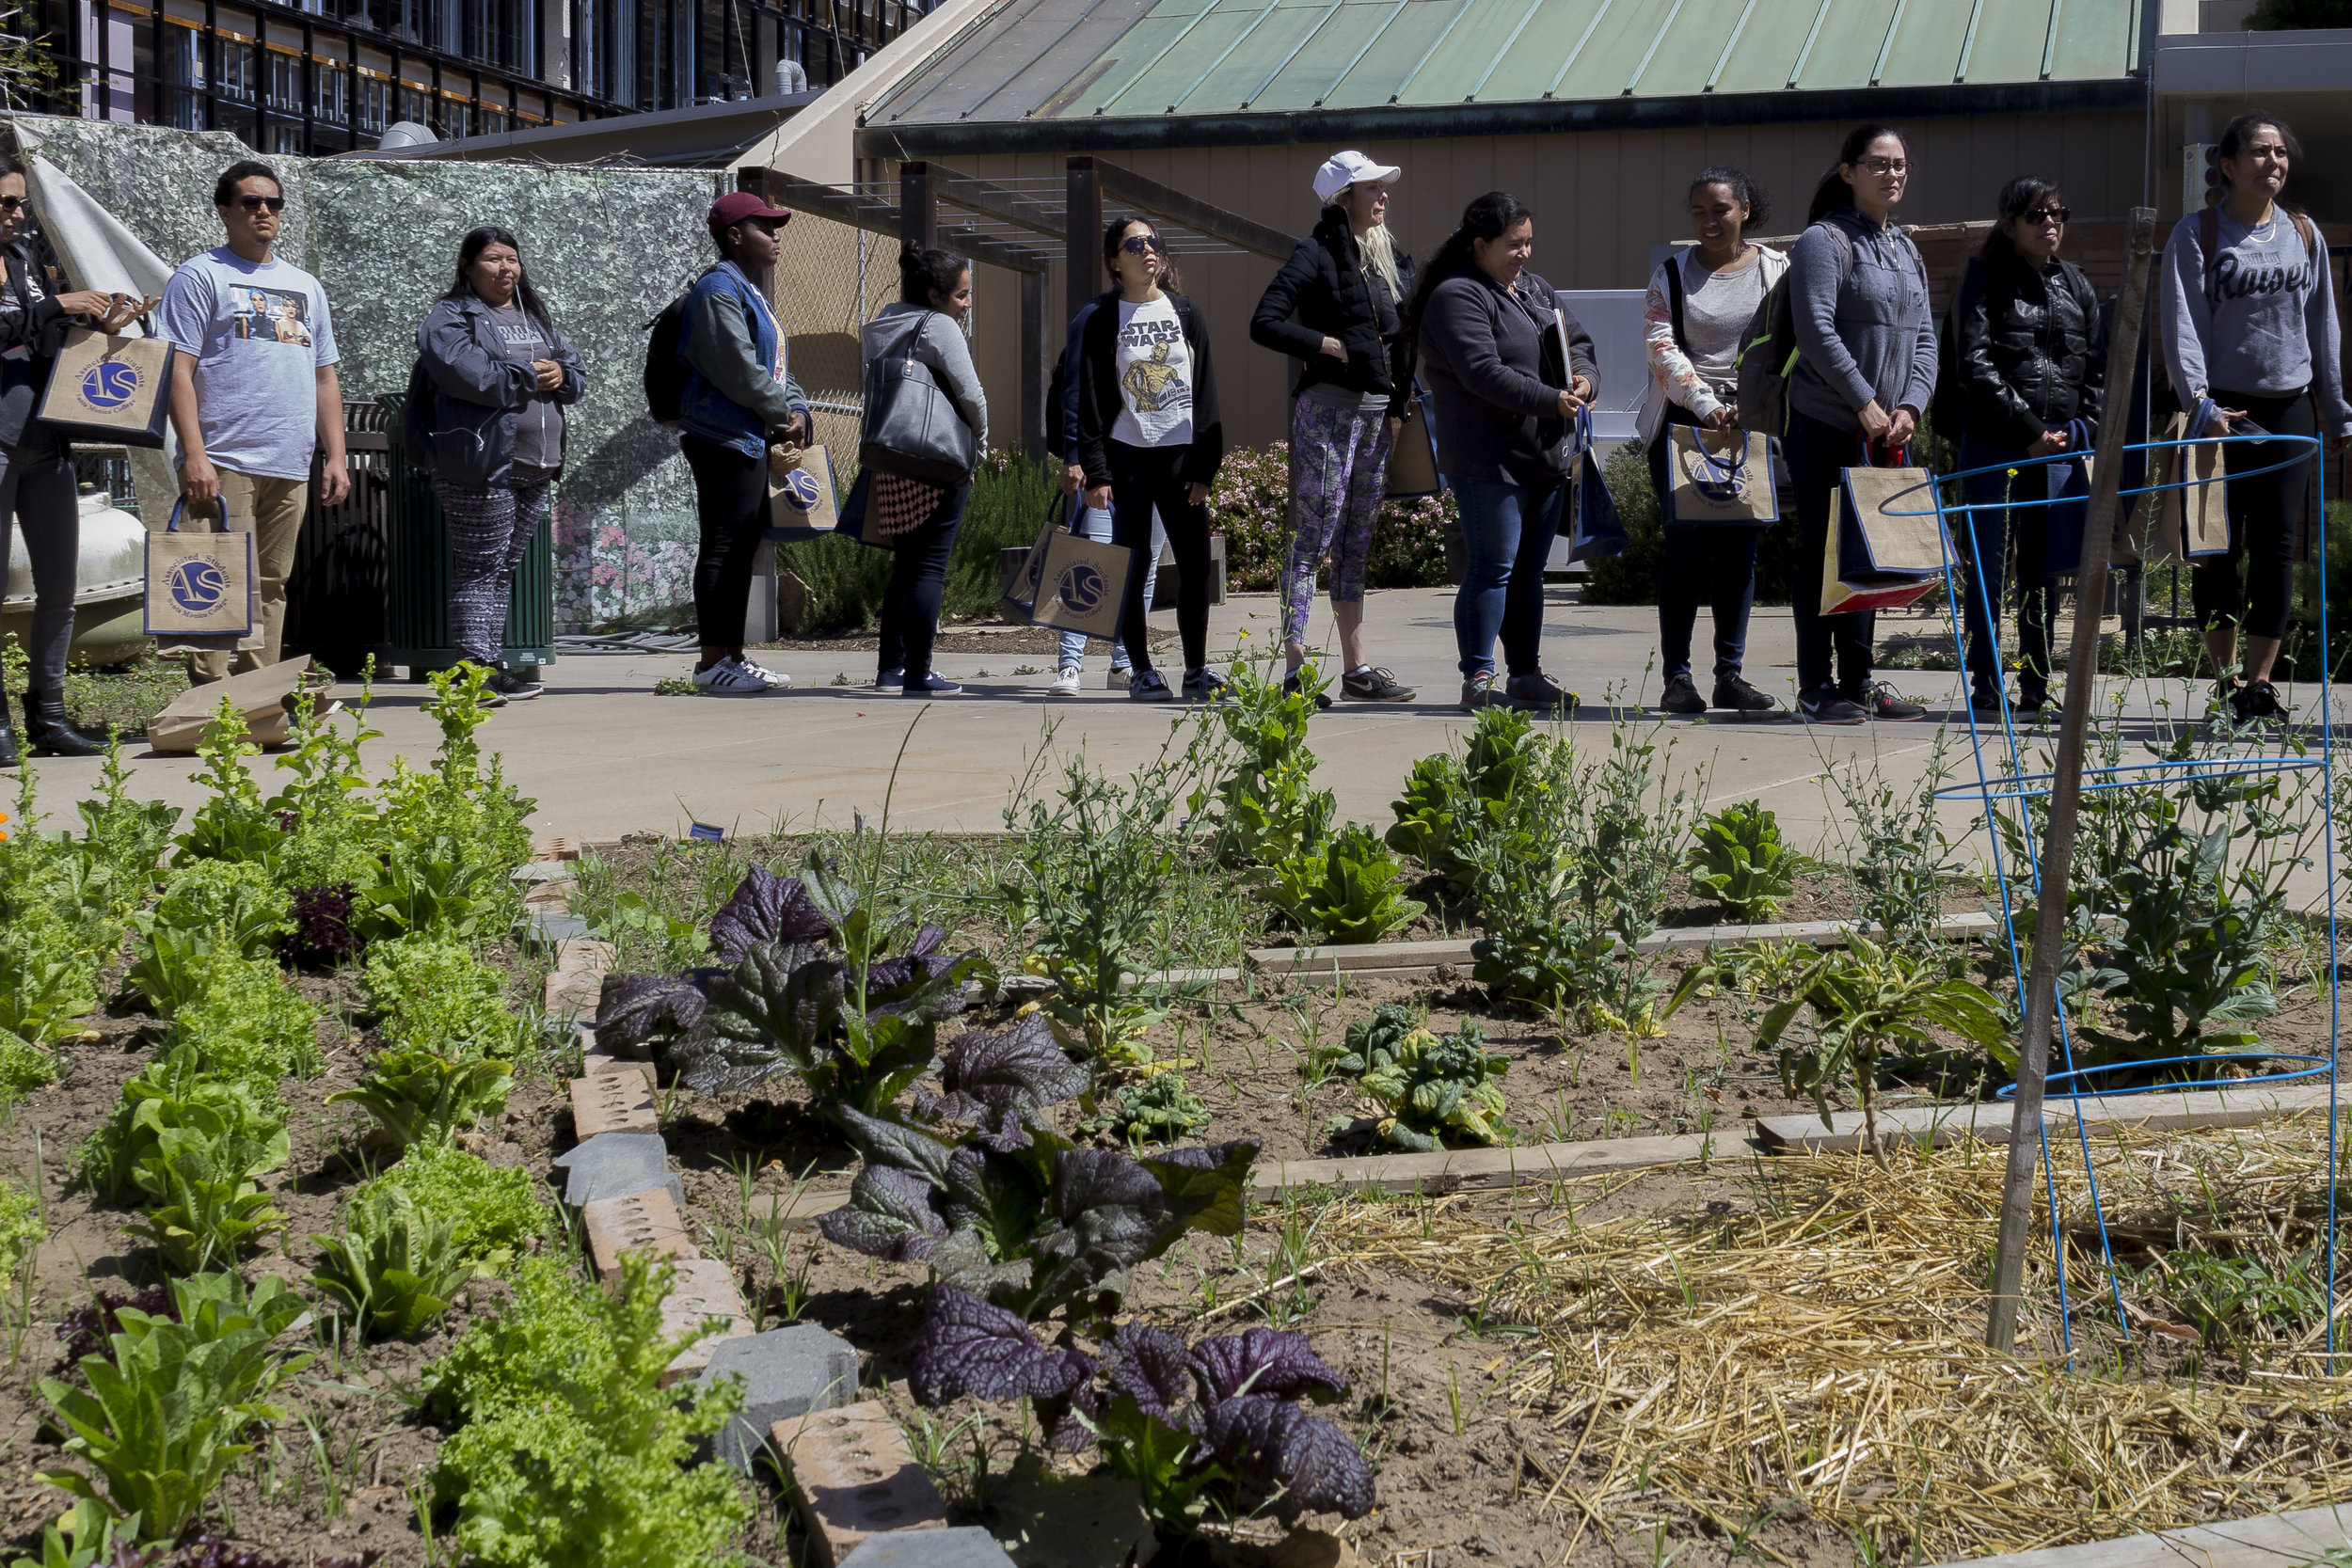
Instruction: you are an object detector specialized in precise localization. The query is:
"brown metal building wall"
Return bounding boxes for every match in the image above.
[890,108,2148,453]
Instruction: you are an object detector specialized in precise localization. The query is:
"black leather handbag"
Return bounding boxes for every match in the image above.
[858,309,977,486]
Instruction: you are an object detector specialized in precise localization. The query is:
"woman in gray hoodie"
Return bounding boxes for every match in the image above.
[412,225,585,704]
[2160,111,2351,725]
[1781,123,1936,727]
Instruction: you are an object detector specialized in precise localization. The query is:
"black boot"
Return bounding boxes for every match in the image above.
[23,689,100,758]
[0,702,18,768]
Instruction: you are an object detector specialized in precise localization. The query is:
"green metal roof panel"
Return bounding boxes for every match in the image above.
[866,0,2143,127]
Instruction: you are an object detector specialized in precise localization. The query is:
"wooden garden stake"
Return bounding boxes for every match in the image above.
[1985,205,2158,1354]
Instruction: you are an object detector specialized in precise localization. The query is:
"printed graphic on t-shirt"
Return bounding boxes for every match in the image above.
[492,319,548,351]
[228,286,312,347]
[1117,316,1190,416]
[2209,250,2312,308]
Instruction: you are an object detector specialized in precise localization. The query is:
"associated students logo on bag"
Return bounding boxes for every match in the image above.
[779,465,822,511]
[78,357,143,411]
[165,556,230,618]
[1054,559,1106,616]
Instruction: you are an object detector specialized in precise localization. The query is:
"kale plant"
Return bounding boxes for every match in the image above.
[39,1271,311,1542]
[595,852,983,1117]
[819,1105,1256,1328]
[1187,659,1334,871]
[1687,800,1807,922]
[1323,1019,1510,1151]
[1269,823,1426,945]
[907,1293,1374,1532]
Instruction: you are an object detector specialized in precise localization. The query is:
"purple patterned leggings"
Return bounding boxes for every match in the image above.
[1279,397,1393,644]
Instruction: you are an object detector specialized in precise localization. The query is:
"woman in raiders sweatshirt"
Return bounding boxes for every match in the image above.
[2160,110,2352,725]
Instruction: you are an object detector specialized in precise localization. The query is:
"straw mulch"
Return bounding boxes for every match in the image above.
[1316,1124,2352,1563]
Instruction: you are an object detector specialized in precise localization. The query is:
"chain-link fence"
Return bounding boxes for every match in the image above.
[773,211,897,462]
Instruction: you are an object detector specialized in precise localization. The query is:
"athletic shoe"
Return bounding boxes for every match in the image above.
[1182,667,1230,704]
[486,668,543,702]
[2231,678,2291,723]
[739,657,790,689]
[1460,673,1508,710]
[1711,673,1779,714]
[1342,665,1416,703]
[1130,670,1174,703]
[1049,667,1083,698]
[1282,669,1334,711]
[901,672,962,696]
[1505,670,1578,715]
[1968,689,2005,719]
[1854,680,1927,721]
[694,657,775,697]
[1106,667,1133,690]
[1660,673,1706,715]
[874,667,904,689]
[2019,693,2062,723]
[1798,689,1868,725]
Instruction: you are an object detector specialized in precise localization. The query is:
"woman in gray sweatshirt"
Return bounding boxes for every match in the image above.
[2159,111,2351,725]
[862,241,987,696]
[1781,123,1937,726]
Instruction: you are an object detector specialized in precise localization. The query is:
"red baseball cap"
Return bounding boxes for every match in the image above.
[707,190,792,232]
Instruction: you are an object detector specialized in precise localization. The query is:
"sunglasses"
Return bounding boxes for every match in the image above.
[1119,234,1165,256]
[2021,205,2072,225]
[235,195,287,213]
[0,197,23,214]
[1854,157,1909,175]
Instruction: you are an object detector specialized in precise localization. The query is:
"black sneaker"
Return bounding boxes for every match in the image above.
[1711,673,1779,714]
[1129,670,1174,703]
[1282,669,1334,710]
[1968,689,2005,718]
[1853,680,1927,721]
[1660,673,1706,715]
[2231,679,2291,723]
[1460,673,1508,710]
[1181,668,1230,704]
[1798,690,1868,726]
[1342,665,1416,703]
[487,668,544,702]
[1505,670,1579,715]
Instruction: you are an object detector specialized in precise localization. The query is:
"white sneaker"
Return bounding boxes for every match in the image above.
[1049,667,1082,698]
[1105,667,1133,690]
[693,656,777,697]
[739,657,790,689]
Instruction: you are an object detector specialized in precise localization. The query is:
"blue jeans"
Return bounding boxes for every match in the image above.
[1057,505,1163,671]
[1645,428,1760,683]
[1956,433,2057,705]
[1451,478,1563,680]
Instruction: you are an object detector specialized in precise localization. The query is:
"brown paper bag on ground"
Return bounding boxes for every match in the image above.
[147,656,328,753]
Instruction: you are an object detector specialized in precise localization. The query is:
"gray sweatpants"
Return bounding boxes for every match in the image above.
[0,445,80,691]
[432,476,548,667]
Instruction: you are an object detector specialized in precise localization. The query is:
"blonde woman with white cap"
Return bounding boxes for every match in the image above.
[1249,150,1418,707]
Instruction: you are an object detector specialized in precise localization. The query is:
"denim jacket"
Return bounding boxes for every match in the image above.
[678,260,809,458]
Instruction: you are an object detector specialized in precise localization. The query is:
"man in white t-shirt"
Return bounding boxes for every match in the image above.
[157,158,349,682]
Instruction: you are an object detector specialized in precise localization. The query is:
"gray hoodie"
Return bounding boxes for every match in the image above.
[860,302,987,453]
[1788,208,1937,433]
[2161,207,2352,436]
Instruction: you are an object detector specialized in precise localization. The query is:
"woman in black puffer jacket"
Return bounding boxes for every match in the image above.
[1951,175,2105,717]
[1250,151,1420,705]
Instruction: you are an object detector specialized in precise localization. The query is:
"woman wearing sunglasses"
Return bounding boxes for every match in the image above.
[2160,110,2352,725]
[1774,122,1934,726]
[1074,218,1226,703]
[0,154,149,765]
[1949,177,2104,721]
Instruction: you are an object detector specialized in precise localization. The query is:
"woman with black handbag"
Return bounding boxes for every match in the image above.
[0,153,148,765]
[1249,150,1417,706]
[1952,177,2105,721]
[1640,167,1786,718]
[1076,217,1225,704]
[861,241,985,697]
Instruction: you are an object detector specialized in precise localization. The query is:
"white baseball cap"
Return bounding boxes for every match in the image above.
[1312,150,1401,204]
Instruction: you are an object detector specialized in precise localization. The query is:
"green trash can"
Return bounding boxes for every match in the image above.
[379,392,556,679]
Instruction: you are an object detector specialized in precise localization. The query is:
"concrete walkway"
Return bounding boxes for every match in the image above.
[14,589,2338,879]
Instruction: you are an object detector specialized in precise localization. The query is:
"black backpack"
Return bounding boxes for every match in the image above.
[1735,223,1919,437]
[643,293,691,426]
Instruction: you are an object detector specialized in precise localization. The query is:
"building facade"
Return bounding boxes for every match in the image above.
[20,0,931,153]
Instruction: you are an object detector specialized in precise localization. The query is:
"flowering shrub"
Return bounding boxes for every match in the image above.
[1209,442,1454,593]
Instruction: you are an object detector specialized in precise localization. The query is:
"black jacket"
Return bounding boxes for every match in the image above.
[1249,208,1417,411]
[1953,252,2105,450]
[0,238,73,455]
[1075,290,1224,490]
[1416,267,1598,486]
[410,291,587,487]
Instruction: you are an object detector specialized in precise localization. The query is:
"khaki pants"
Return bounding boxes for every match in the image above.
[186,469,308,683]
